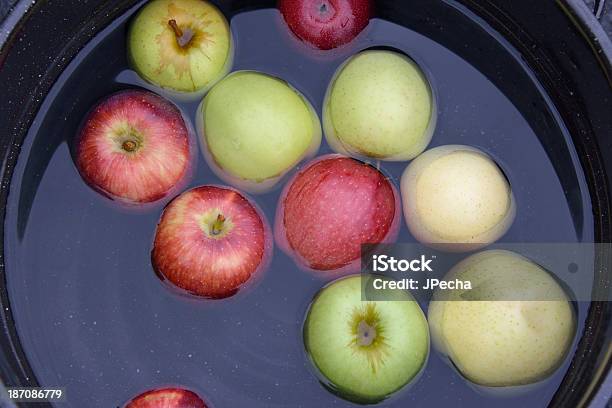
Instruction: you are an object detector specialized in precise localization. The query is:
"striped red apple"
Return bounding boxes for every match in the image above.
[125,387,207,408]
[152,185,272,298]
[75,89,193,206]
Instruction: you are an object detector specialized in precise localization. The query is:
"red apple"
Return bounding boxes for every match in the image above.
[152,185,271,298]
[75,89,193,205]
[125,387,207,408]
[278,0,372,50]
[275,154,400,273]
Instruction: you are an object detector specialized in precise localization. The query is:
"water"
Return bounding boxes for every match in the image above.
[3,1,594,407]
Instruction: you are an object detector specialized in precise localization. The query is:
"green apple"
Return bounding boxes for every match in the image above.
[401,145,515,252]
[198,71,322,193]
[128,0,233,96]
[323,50,435,161]
[304,274,429,403]
[428,250,576,388]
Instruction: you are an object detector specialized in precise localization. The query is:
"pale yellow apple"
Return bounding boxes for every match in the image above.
[428,250,576,387]
[401,145,515,251]
[128,0,233,95]
[323,50,435,161]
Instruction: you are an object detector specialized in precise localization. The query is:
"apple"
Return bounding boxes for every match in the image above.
[198,71,321,193]
[125,387,207,407]
[75,89,193,205]
[128,0,233,96]
[278,0,372,50]
[401,145,515,251]
[275,154,400,273]
[428,250,576,388]
[304,274,429,403]
[323,50,436,161]
[152,185,271,298]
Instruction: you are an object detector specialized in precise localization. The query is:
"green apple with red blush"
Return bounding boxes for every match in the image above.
[128,0,233,97]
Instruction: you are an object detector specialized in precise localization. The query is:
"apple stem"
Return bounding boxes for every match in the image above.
[168,19,183,38]
[168,19,194,48]
[211,214,226,235]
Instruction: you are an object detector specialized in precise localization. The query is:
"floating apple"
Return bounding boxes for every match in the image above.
[152,185,271,298]
[275,155,400,273]
[428,250,576,388]
[401,145,515,251]
[323,50,435,161]
[198,71,321,193]
[128,0,233,96]
[75,89,192,205]
[304,274,429,403]
[125,387,207,408]
[278,0,373,50]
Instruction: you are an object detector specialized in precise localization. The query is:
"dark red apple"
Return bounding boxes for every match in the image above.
[275,154,400,273]
[152,185,271,298]
[75,89,193,205]
[278,0,372,50]
[125,387,207,408]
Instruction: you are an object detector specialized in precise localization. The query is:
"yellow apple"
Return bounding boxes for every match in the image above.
[428,250,576,388]
[401,144,515,251]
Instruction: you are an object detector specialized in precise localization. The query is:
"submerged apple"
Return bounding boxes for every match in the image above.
[401,145,515,251]
[125,387,207,408]
[152,185,271,298]
[198,71,321,193]
[128,0,233,95]
[275,155,400,273]
[304,274,429,403]
[278,0,372,50]
[75,89,192,205]
[428,250,576,388]
[323,50,435,161]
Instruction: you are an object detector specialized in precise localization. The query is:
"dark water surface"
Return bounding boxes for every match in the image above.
[4,1,594,407]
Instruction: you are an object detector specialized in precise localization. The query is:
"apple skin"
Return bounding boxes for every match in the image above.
[304,274,429,403]
[323,50,435,161]
[428,250,576,389]
[198,71,321,193]
[278,0,372,50]
[75,89,193,205]
[401,145,515,252]
[128,0,233,96]
[125,387,207,408]
[274,154,400,274]
[152,185,272,298]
